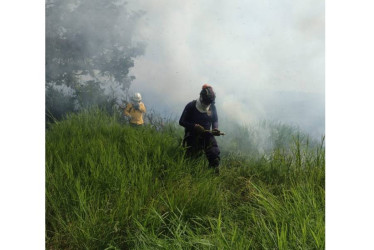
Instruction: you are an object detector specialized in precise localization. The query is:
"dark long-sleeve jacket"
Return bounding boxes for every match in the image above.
[179,100,218,135]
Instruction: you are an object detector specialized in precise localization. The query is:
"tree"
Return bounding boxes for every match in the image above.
[46,0,145,121]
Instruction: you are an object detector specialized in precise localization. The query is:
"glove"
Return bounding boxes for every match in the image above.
[194,124,205,134]
[133,102,140,110]
[212,128,221,136]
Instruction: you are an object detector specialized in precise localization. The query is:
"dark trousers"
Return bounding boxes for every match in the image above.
[183,132,220,168]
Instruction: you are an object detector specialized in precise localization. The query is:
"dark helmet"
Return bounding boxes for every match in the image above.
[200,84,216,105]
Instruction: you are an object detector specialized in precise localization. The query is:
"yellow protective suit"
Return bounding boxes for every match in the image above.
[124,102,146,125]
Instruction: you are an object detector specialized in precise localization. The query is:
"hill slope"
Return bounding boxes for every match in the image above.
[46,109,325,249]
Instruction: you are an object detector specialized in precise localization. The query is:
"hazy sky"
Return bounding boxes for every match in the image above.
[126,0,325,137]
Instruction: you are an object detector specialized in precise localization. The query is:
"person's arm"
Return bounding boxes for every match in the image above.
[179,102,195,130]
[139,102,146,113]
[211,104,218,129]
[124,103,132,117]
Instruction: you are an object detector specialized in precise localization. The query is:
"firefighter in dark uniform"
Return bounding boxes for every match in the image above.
[179,84,221,173]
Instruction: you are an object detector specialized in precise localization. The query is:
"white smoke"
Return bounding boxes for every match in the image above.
[126,0,324,138]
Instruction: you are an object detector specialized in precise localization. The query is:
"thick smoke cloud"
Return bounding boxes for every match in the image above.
[126,0,324,138]
[46,0,146,119]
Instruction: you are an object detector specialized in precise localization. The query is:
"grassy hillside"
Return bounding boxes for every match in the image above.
[46,109,325,249]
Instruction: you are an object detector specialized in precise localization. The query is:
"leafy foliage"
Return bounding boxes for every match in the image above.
[46,0,145,122]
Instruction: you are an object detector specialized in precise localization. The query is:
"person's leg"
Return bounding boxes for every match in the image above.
[184,135,200,158]
[204,134,220,173]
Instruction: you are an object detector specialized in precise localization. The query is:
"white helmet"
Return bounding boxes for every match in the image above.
[132,92,142,102]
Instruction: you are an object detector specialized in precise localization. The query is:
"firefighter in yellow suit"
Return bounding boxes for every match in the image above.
[124,92,146,126]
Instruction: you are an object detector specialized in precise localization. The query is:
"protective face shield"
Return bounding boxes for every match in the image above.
[200,85,215,105]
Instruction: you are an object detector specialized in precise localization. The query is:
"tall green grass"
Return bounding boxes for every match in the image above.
[46,109,324,249]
